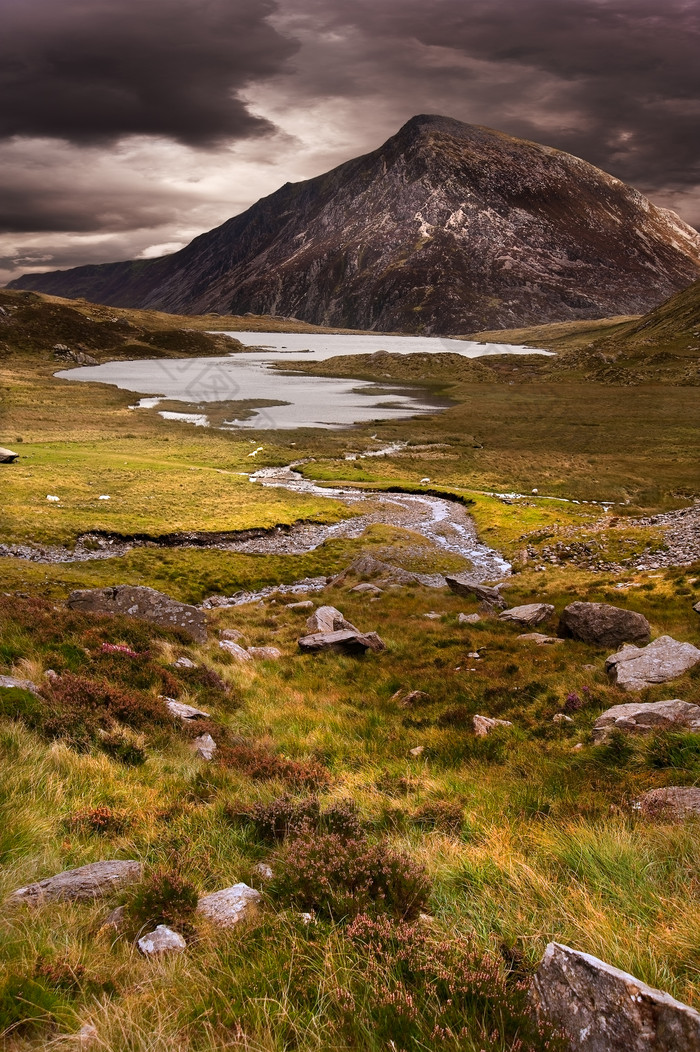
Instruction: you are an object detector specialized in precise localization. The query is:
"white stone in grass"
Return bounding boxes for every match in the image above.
[196,883,261,928]
[46,495,60,502]
[219,639,252,662]
[138,925,186,956]
[163,697,210,721]
[473,714,512,738]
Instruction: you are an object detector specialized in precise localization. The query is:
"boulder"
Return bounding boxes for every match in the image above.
[445,575,506,609]
[138,925,186,956]
[220,628,244,642]
[191,733,217,760]
[196,883,261,928]
[219,640,252,662]
[0,447,19,463]
[8,860,141,905]
[0,674,41,695]
[532,941,700,1051]
[499,603,554,627]
[247,646,282,660]
[558,601,650,648]
[593,699,700,742]
[605,636,700,691]
[298,629,384,654]
[458,613,481,625]
[67,586,207,643]
[306,605,358,634]
[517,633,562,645]
[638,786,700,819]
[473,714,513,738]
[163,697,210,721]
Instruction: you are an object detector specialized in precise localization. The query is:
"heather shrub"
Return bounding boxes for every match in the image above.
[125,867,199,936]
[344,914,566,1050]
[99,728,148,766]
[227,796,362,843]
[270,832,430,920]
[37,674,169,749]
[65,806,129,835]
[218,742,332,790]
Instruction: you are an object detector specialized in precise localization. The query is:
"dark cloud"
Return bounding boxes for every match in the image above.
[0,0,297,146]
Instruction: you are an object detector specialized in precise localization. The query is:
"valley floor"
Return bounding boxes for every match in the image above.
[1,290,699,1050]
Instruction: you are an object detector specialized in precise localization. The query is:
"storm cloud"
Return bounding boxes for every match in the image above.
[2,0,700,285]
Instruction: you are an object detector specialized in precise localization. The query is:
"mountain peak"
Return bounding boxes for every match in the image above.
[9,117,700,333]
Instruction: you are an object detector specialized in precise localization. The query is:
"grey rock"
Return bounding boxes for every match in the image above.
[408,745,425,757]
[286,600,314,610]
[8,860,141,905]
[350,583,383,595]
[174,656,197,669]
[473,714,513,737]
[445,574,506,609]
[247,646,282,660]
[553,713,574,724]
[298,629,384,654]
[517,632,562,645]
[499,603,554,627]
[67,585,207,642]
[164,697,210,721]
[558,601,650,648]
[191,733,217,760]
[138,925,187,956]
[219,628,244,641]
[593,699,700,742]
[458,612,481,624]
[306,605,358,634]
[639,786,700,819]
[53,346,99,366]
[694,601,700,616]
[532,941,700,1051]
[253,862,274,881]
[605,635,700,690]
[0,674,41,695]
[395,690,431,708]
[423,611,442,620]
[0,447,19,463]
[219,639,252,662]
[196,883,261,928]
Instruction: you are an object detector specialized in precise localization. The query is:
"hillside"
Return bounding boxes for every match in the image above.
[8,115,700,334]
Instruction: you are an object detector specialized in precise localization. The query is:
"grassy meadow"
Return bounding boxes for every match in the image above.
[1,289,700,1049]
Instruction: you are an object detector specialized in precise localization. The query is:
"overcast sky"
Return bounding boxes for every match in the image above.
[2,0,699,286]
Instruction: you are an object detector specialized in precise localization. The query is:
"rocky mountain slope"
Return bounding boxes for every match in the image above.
[8,115,700,333]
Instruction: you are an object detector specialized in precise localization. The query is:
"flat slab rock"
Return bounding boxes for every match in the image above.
[8,860,142,905]
[0,447,19,463]
[163,697,210,721]
[639,786,700,819]
[558,601,650,648]
[606,635,700,691]
[445,574,506,609]
[67,585,207,643]
[306,605,358,634]
[533,941,700,1051]
[196,883,261,928]
[593,699,700,742]
[0,674,41,695]
[298,629,385,654]
[517,633,562,645]
[499,603,554,627]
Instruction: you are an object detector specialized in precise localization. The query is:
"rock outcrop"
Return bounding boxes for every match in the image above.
[558,602,650,648]
[532,941,700,1050]
[592,699,700,741]
[67,586,207,642]
[8,860,142,905]
[10,115,700,334]
[445,575,506,609]
[605,636,700,690]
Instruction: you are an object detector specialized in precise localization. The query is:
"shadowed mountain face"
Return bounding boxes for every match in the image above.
[9,115,700,333]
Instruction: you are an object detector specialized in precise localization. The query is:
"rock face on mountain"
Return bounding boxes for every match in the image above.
[9,116,700,333]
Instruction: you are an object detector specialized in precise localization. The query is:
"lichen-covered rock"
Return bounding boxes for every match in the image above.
[196,883,261,928]
[517,633,562,645]
[8,860,141,905]
[298,629,384,654]
[137,925,186,956]
[458,612,481,624]
[163,697,210,721]
[219,639,252,662]
[191,733,217,760]
[306,605,358,634]
[445,575,506,609]
[532,941,700,1050]
[605,635,700,690]
[0,674,41,695]
[593,699,700,742]
[247,646,282,660]
[473,714,513,738]
[67,585,207,642]
[558,602,650,647]
[499,603,554,627]
[639,786,700,819]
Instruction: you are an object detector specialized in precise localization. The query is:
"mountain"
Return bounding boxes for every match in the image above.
[8,115,700,333]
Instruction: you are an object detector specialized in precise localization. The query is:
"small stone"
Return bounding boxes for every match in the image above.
[75,1023,99,1047]
[467,651,481,659]
[350,583,382,595]
[517,632,562,645]
[220,628,244,641]
[196,883,261,928]
[286,600,314,610]
[473,714,513,738]
[0,447,19,463]
[298,629,384,654]
[253,862,274,881]
[572,743,584,751]
[163,697,210,721]
[445,574,507,609]
[553,713,574,724]
[409,746,425,757]
[174,656,197,669]
[219,640,252,662]
[247,646,282,660]
[423,611,441,620]
[395,690,431,708]
[99,905,125,932]
[458,613,481,624]
[138,925,186,956]
[300,911,315,925]
[191,733,217,760]
[0,674,41,695]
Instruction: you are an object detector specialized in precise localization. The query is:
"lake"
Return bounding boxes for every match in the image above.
[56,330,551,430]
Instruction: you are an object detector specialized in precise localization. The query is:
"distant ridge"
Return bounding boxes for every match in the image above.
[9,114,700,334]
